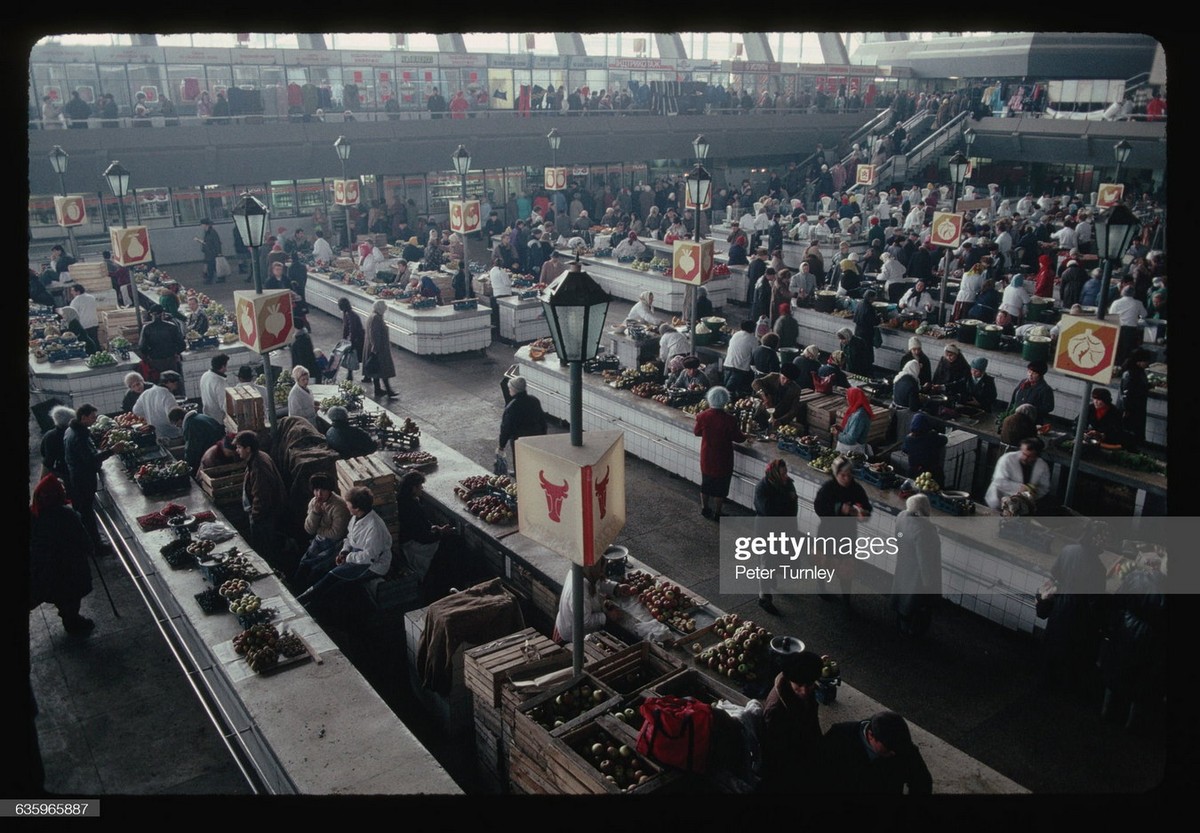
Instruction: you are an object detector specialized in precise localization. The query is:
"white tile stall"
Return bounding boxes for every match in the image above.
[306,273,492,355]
[494,296,550,344]
[513,345,1064,635]
[556,253,731,314]
[30,352,141,413]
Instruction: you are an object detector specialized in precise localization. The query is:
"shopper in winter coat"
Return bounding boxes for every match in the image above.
[1099,554,1167,730]
[752,459,798,617]
[29,474,95,635]
[363,299,398,399]
[337,297,365,381]
[759,650,824,790]
[1040,522,1108,695]
[693,386,746,520]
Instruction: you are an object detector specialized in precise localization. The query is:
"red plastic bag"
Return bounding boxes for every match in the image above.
[636,695,712,773]
[812,371,834,394]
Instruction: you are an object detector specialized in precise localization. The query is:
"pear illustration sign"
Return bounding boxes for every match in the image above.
[1053,315,1120,384]
[855,164,875,186]
[109,226,152,266]
[929,211,963,249]
[671,239,714,286]
[54,195,86,227]
[544,166,567,191]
[234,289,294,354]
[1096,183,1125,209]
[333,178,360,207]
[514,431,626,567]
[449,200,481,234]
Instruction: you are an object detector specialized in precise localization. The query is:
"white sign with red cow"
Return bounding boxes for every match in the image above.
[515,431,626,567]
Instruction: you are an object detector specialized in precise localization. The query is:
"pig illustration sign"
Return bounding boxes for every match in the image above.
[109,225,152,266]
[1052,315,1120,384]
[449,200,481,234]
[515,431,625,566]
[333,178,360,207]
[54,195,86,227]
[234,289,294,354]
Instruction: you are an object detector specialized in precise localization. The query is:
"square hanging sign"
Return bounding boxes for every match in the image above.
[1053,315,1120,384]
[672,239,714,285]
[54,195,87,227]
[109,226,152,266]
[929,211,963,248]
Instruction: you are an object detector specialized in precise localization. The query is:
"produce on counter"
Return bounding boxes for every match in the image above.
[233,623,279,672]
[915,472,940,492]
[218,578,249,598]
[228,593,262,615]
[85,351,117,368]
[637,580,699,631]
[133,460,189,484]
[393,450,438,468]
[696,613,772,683]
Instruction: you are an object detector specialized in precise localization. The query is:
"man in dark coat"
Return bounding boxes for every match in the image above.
[816,711,933,794]
[1059,258,1088,308]
[171,407,226,475]
[64,404,113,554]
[138,304,186,382]
[759,650,824,791]
[497,376,547,473]
[745,248,769,306]
[324,405,378,459]
[236,430,287,565]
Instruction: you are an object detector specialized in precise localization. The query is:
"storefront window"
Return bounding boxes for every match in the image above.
[172,187,205,226]
[266,181,298,217]
[203,184,238,222]
[133,187,173,227]
[167,65,206,115]
[97,64,129,113]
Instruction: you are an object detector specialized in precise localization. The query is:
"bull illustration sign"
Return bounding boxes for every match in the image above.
[539,470,570,523]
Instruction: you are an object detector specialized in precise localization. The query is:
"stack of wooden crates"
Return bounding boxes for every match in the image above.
[224,384,267,443]
[804,392,891,447]
[98,308,139,349]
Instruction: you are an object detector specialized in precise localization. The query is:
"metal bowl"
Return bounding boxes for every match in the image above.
[940,490,970,500]
[167,514,197,529]
[769,635,806,657]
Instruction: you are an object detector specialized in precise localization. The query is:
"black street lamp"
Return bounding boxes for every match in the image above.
[452,144,471,203]
[937,150,970,324]
[963,126,976,157]
[103,160,140,331]
[1113,139,1132,186]
[684,151,712,356]
[49,145,77,259]
[232,192,276,442]
[547,127,561,171]
[1065,201,1138,508]
[333,136,351,249]
[539,255,610,672]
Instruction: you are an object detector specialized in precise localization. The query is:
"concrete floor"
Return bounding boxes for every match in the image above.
[24,261,1174,806]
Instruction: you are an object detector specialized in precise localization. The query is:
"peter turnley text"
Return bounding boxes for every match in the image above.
[734,565,838,583]
[733,532,901,562]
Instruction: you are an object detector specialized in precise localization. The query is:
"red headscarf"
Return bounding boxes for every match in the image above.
[30,473,69,518]
[840,387,874,430]
[1034,254,1055,298]
[778,302,791,317]
[765,458,790,488]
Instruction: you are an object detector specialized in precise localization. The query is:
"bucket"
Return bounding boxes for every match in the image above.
[1027,296,1054,323]
[814,291,838,313]
[975,324,1002,351]
[815,677,841,704]
[1022,335,1052,363]
[602,545,629,579]
[957,319,979,344]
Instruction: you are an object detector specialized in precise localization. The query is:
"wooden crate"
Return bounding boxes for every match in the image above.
[195,461,244,504]
[66,262,110,293]
[498,658,574,739]
[507,742,556,795]
[649,667,748,707]
[336,455,396,494]
[545,714,671,795]
[464,627,567,708]
[511,673,620,762]
[584,641,686,697]
[225,385,265,431]
[582,630,629,664]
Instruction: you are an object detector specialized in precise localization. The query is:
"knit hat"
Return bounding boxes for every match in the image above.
[326,405,349,422]
[507,376,527,393]
[944,343,960,355]
[970,357,988,371]
[908,336,921,350]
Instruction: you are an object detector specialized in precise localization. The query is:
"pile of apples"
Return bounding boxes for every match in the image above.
[637,580,698,629]
[576,726,655,792]
[525,681,610,730]
[693,613,772,683]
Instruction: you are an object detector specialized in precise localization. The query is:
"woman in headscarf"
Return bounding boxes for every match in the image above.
[692,386,745,520]
[813,455,872,605]
[753,458,798,616]
[997,273,1030,327]
[832,386,874,456]
[793,344,822,391]
[364,299,398,399]
[694,286,714,319]
[892,359,923,411]
[817,349,850,391]
[612,230,646,260]
[1033,254,1056,299]
[891,493,942,637]
[624,290,660,327]
[29,474,95,634]
[287,365,317,424]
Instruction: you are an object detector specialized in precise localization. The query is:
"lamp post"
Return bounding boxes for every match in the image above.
[1113,139,1132,187]
[547,127,561,171]
[103,160,140,331]
[232,192,275,441]
[452,144,471,203]
[684,136,712,357]
[333,136,350,249]
[539,256,611,673]
[937,150,969,325]
[49,145,78,260]
[1064,203,1138,507]
[963,126,976,157]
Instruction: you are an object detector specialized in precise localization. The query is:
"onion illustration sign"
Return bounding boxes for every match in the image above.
[1052,315,1119,384]
[929,211,963,248]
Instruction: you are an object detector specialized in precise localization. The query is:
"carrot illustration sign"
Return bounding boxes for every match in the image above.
[1053,315,1120,384]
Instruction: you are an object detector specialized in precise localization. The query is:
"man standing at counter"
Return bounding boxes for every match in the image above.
[170,407,225,475]
[65,284,100,347]
[985,437,1051,513]
[138,304,185,383]
[1009,360,1055,424]
[236,430,287,563]
[133,370,184,439]
[723,320,757,397]
[64,403,114,555]
[200,354,229,423]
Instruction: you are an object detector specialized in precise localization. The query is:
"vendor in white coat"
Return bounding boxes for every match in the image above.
[132,370,184,439]
[199,353,230,422]
[898,280,936,316]
[612,231,647,259]
[625,291,660,327]
[553,560,629,644]
[985,438,1052,511]
[357,240,388,279]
